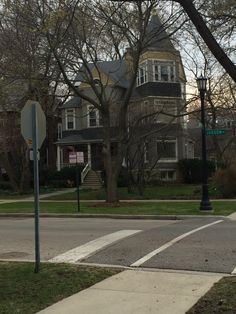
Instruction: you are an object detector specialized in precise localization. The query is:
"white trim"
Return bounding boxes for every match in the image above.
[87,143,91,166]
[137,60,148,86]
[131,220,223,267]
[56,146,61,171]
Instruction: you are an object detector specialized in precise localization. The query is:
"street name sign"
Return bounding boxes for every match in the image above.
[206,129,225,136]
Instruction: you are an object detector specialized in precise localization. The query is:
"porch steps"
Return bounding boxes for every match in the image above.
[81,170,103,189]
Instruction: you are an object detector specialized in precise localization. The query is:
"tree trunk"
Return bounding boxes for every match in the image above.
[175,0,236,82]
[102,112,120,203]
[19,151,31,192]
[106,169,119,203]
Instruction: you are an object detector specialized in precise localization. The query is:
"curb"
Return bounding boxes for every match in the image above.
[0,213,226,220]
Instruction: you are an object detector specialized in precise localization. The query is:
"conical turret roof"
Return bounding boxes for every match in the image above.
[144,11,176,52]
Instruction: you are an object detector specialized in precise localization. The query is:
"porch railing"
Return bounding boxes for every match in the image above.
[81,163,91,184]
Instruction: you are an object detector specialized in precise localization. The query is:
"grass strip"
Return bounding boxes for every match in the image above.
[44,185,220,201]
[187,276,236,313]
[0,201,235,215]
[0,261,120,314]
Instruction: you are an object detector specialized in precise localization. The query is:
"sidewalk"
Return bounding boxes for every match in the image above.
[37,269,222,314]
[0,188,75,204]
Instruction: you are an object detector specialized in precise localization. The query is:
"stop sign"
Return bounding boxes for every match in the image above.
[21,100,46,148]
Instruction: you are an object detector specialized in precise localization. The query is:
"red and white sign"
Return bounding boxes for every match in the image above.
[69,152,84,164]
[76,152,84,163]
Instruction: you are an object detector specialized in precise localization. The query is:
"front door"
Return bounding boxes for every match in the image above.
[91,143,103,170]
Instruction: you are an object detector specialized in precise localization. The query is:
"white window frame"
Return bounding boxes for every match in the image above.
[152,60,176,83]
[160,169,176,181]
[65,109,76,130]
[87,106,101,127]
[137,61,148,86]
[157,139,178,162]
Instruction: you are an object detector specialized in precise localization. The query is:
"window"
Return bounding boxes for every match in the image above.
[88,106,101,127]
[153,60,175,82]
[65,109,75,130]
[137,61,148,86]
[160,170,176,181]
[157,139,177,161]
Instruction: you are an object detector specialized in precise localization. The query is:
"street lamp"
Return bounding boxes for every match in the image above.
[196,74,213,212]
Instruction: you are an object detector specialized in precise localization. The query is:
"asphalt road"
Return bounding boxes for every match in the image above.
[0,217,235,274]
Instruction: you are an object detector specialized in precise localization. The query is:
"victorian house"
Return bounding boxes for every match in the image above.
[56,12,192,186]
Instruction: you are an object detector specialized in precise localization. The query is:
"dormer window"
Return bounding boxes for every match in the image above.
[137,61,148,86]
[153,60,175,82]
[88,106,102,127]
[65,109,75,130]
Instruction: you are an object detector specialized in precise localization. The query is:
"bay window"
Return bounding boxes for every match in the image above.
[153,60,175,82]
[137,61,148,86]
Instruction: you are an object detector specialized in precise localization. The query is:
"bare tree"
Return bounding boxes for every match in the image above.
[37,0,183,203]
[0,0,68,190]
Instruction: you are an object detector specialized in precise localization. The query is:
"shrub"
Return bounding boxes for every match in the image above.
[101,167,128,188]
[178,159,215,184]
[40,166,84,187]
[117,167,128,187]
[213,163,236,198]
[0,181,13,190]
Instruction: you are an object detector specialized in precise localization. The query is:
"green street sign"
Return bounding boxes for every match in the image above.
[206,129,225,136]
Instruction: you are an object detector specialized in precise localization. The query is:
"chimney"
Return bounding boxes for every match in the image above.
[124,47,134,77]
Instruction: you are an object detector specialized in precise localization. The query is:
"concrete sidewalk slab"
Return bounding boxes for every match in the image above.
[228,212,236,221]
[37,270,222,314]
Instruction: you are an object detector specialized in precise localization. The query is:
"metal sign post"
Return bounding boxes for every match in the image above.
[21,100,46,274]
[76,163,80,212]
[32,103,40,273]
[69,152,84,212]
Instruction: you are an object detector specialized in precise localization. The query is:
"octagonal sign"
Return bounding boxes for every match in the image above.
[21,100,46,148]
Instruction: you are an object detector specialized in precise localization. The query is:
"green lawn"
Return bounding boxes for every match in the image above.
[0,187,60,200]
[187,276,236,313]
[0,262,120,314]
[44,184,221,201]
[0,200,235,215]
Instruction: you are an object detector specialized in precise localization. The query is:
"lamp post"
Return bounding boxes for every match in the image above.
[196,74,213,212]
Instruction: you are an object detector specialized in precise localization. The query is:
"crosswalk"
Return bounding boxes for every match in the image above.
[47,219,236,275]
[49,230,141,263]
[131,220,223,267]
